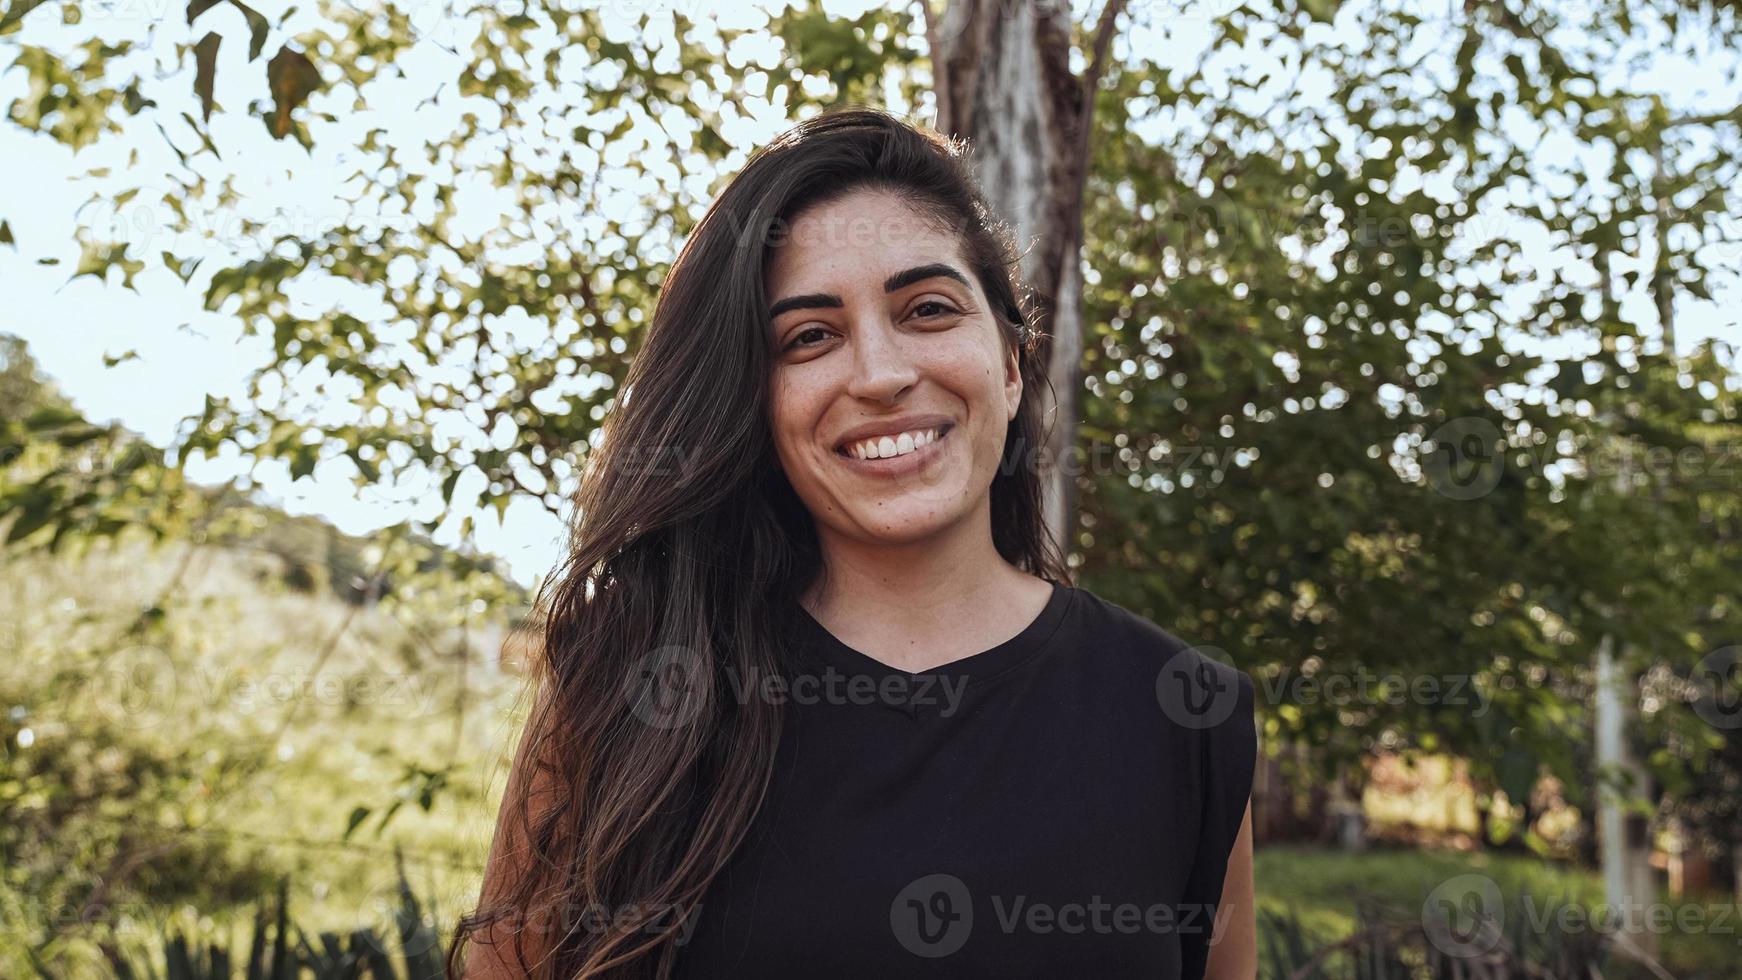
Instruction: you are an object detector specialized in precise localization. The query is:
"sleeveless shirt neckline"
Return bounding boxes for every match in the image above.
[791,579,1073,688]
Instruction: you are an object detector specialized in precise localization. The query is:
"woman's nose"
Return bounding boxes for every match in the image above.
[844,316,919,402]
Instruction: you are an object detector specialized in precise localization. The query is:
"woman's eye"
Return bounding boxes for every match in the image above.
[784,326,831,350]
[911,300,959,320]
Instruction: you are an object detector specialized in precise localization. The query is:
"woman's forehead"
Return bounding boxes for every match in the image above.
[767,204,967,290]
[780,193,947,246]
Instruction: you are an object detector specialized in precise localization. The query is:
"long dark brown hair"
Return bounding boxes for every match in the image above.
[447,105,1068,979]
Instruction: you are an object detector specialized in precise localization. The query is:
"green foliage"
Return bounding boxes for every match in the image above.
[0,1,56,36]
[3,38,145,150]
[1069,0,1741,827]
[0,335,204,553]
[771,1,923,107]
[0,592,286,976]
[107,864,448,980]
[1,337,527,618]
[0,472,523,976]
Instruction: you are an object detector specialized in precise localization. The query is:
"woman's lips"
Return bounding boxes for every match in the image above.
[833,423,955,476]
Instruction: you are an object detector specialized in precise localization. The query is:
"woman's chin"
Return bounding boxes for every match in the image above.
[839,496,974,544]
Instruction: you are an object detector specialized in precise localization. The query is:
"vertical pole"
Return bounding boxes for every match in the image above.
[1596,632,1659,956]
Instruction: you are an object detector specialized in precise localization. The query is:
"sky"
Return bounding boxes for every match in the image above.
[2,0,1738,590]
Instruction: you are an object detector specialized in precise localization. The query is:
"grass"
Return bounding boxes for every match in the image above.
[1255,844,1741,979]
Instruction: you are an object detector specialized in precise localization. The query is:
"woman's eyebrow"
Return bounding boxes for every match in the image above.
[767,263,972,320]
[768,292,842,320]
[882,262,971,293]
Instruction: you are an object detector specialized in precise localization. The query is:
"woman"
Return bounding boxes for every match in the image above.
[452,106,1257,980]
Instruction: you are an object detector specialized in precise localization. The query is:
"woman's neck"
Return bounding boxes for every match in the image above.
[799,507,1052,672]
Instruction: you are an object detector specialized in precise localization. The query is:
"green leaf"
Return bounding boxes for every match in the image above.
[71,241,146,291]
[342,806,371,841]
[0,0,52,35]
[231,0,270,61]
[194,31,221,124]
[162,250,204,284]
[266,45,321,141]
[121,80,155,114]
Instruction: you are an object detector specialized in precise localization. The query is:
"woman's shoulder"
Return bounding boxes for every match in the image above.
[1062,583,1228,663]
[1063,582,1253,729]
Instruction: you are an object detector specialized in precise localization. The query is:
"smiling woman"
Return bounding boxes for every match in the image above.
[450,107,1256,980]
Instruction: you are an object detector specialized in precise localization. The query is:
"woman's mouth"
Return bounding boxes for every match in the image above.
[833,423,955,472]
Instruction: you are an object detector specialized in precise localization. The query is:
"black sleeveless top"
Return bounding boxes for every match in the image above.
[670,580,1257,979]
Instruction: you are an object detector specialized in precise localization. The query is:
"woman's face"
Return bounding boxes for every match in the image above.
[765,187,1022,547]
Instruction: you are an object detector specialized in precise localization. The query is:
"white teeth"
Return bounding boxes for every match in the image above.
[845,426,944,460]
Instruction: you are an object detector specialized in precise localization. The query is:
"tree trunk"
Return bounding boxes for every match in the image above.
[926,0,1125,559]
